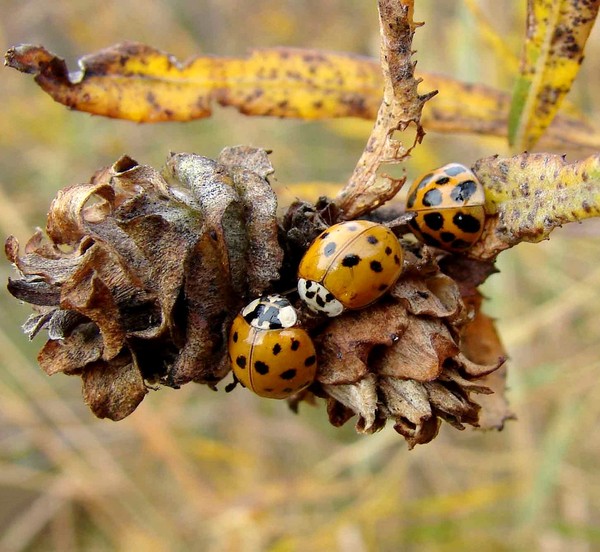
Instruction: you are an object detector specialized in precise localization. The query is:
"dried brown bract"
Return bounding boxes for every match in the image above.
[305,241,509,449]
[6,147,282,420]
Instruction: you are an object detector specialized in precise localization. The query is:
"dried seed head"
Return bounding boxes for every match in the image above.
[310,244,509,448]
[6,147,283,420]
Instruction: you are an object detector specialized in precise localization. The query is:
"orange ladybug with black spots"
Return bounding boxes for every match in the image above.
[297,220,404,316]
[406,163,486,252]
[228,295,317,399]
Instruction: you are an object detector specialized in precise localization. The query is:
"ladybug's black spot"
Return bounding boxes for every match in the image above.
[394,255,401,265]
[423,189,443,207]
[305,290,316,299]
[450,180,477,203]
[324,242,337,257]
[440,231,456,242]
[306,280,315,289]
[423,212,444,231]
[342,254,361,267]
[291,339,300,351]
[451,239,472,250]
[283,387,293,393]
[236,355,247,369]
[435,176,450,185]
[232,332,238,343]
[366,235,378,245]
[316,294,326,308]
[320,232,330,240]
[346,224,359,231]
[280,368,297,380]
[263,387,274,393]
[406,193,416,208]
[444,164,467,176]
[378,283,389,291]
[422,234,442,247]
[304,355,316,367]
[370,260,383,273]
[385,246,392,255]
[453,212,481,233]
[254,361,269,375]
[272,343,282,355]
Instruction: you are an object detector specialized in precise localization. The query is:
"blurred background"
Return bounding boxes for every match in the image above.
[1,1,600,550]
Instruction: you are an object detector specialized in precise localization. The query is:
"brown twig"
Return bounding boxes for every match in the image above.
[334,0,436,219]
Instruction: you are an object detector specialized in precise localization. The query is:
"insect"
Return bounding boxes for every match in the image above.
[297,220,404,316]
[228,295,317,399]
[405,163,486,252]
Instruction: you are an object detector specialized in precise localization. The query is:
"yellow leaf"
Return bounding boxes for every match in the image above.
[421,73,600,151]
[5,42,600,150]
[4,43,382,122]
[469,152,600,259]
[508,0,600,150]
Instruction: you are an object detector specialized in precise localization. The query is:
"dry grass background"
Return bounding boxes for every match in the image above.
[1,1,600,550]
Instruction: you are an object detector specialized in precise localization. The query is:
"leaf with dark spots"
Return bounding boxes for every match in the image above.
[5,43,600,150]
[471,152,600,260]
[508,0,600,149]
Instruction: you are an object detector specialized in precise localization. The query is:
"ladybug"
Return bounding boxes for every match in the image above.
[405,163,485,252]
[228,295,317,399]
[297,220,404,317]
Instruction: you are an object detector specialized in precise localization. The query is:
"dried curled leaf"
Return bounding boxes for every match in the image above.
[6,43,600,151]
[469,152,600,260]
[508,0,600,150]
[6,148,282,419]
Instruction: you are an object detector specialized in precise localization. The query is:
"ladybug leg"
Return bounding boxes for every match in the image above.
[225,372,241,393]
